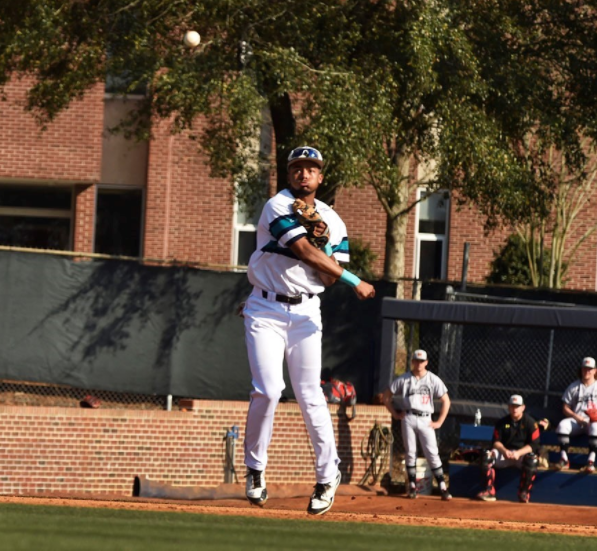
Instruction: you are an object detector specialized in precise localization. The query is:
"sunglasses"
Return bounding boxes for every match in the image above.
[288,147,323,162]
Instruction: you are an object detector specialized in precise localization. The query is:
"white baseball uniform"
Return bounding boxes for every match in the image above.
[243,188,349,484]
[556,380,597,438]
[389,370,448,470]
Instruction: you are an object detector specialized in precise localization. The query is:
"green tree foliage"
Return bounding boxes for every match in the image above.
[506,140,597,289]
[487,233,552,287]
[344,238,377,281]
[1,1,597,288]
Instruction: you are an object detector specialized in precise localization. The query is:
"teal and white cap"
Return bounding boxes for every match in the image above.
[287,146,324,169]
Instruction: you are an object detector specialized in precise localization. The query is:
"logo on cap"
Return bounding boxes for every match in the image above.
[412,349,427,361]
[287,146,324,168]
[509,394,524,406]
[582,357,596,369]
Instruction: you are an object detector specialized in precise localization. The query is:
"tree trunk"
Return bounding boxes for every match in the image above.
[384,210,408,297]
[267,92,296,193]
[383,152,411,297]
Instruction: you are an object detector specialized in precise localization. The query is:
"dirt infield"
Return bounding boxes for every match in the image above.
[2,486,597,538]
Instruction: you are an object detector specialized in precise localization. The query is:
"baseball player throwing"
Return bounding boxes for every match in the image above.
[554,356,597,473]
[242,146,375,515]
[382,349,452,500]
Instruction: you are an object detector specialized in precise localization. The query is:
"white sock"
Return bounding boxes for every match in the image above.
[561,451,569,462]
[589,451,595,463]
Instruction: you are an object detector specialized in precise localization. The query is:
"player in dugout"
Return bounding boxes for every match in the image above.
[477,394,541,503]
[553,356,597,472]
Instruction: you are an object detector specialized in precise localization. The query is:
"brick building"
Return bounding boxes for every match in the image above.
[2,78,597,292]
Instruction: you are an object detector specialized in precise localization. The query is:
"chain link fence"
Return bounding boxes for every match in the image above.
[408,287,594,411]
[0,380,180,410]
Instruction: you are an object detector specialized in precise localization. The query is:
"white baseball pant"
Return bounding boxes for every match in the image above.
[243,290,340,484]
[401,412,443,470]
[490,449,524,469]
[556,418,597,438]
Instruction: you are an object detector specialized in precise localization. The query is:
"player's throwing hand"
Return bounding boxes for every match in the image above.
[354,280,375,300]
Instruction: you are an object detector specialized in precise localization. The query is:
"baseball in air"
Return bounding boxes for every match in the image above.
[183,30,201,48]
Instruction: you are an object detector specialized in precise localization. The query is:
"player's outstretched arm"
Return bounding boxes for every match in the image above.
[290,237,375,299]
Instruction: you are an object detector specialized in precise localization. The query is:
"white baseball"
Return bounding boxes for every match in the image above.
[183,30,200,48]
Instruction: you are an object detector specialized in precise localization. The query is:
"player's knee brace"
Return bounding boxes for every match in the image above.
[431,466,445,484]
[480,449,495,469]
[557,434,570,451]
[519,453,538,494]
[479,450,495,488]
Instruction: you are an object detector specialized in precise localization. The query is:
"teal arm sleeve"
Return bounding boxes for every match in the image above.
[323,243,333,257]
[339,269,361,288]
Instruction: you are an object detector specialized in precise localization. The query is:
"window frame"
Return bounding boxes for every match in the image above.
[231,198,260,270]
[0,183,75,250]
[93,184,145,257]
[413,187,450,280]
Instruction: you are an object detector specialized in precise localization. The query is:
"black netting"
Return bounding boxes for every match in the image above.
[400,290,592,410]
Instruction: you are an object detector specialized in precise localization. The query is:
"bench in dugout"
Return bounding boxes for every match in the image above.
[449,424,597,506]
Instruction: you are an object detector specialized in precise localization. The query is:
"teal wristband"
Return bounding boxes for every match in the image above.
[323,243,333,257]
[339,269,361,288]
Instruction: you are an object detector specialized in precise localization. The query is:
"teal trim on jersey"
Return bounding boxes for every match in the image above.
[261,240,299,260]
[269,214,301,240]
[332,237,350,255]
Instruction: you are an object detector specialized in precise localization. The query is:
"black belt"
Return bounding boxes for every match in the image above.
[262,290,314,305]
[408,410,430,417]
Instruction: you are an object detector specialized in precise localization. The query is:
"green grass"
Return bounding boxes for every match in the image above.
[0,503,596,551]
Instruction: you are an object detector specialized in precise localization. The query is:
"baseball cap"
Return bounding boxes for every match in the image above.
[509,394,524,406]
[287,146,324,169]
[412,349,427,361]
[582,357,596,368]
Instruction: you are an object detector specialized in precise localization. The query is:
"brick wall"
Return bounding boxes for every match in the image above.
[73,184,96,253]
[0,77,104,183]
[446,197,597,291]
[0,401,391,496]
[446,201,511,285]
[1,75,597,291]
[144,119,235,265]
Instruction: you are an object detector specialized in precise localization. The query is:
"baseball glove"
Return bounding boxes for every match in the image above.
[292,198,329,249]
[586,409,597,422]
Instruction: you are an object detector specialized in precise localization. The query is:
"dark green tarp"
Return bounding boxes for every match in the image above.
[0,251,393,402]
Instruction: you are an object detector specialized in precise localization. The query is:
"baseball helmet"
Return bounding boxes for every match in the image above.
[287,146,324,169]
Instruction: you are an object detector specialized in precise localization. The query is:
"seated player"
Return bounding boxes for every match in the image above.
[553,356,597,473]
[477,394,540,503]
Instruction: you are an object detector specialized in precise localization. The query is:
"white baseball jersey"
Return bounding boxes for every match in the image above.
[562,380,597,415]
[247,188,350,296]
[389,370,448,414]
[243,188,350,485]
[390,369,448,471]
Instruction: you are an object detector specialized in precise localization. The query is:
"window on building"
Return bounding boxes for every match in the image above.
[233,202,260,267]
[232,114,272,268]
[94,187,143,257]
[414,189,450,280]
[0,185,73,250]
